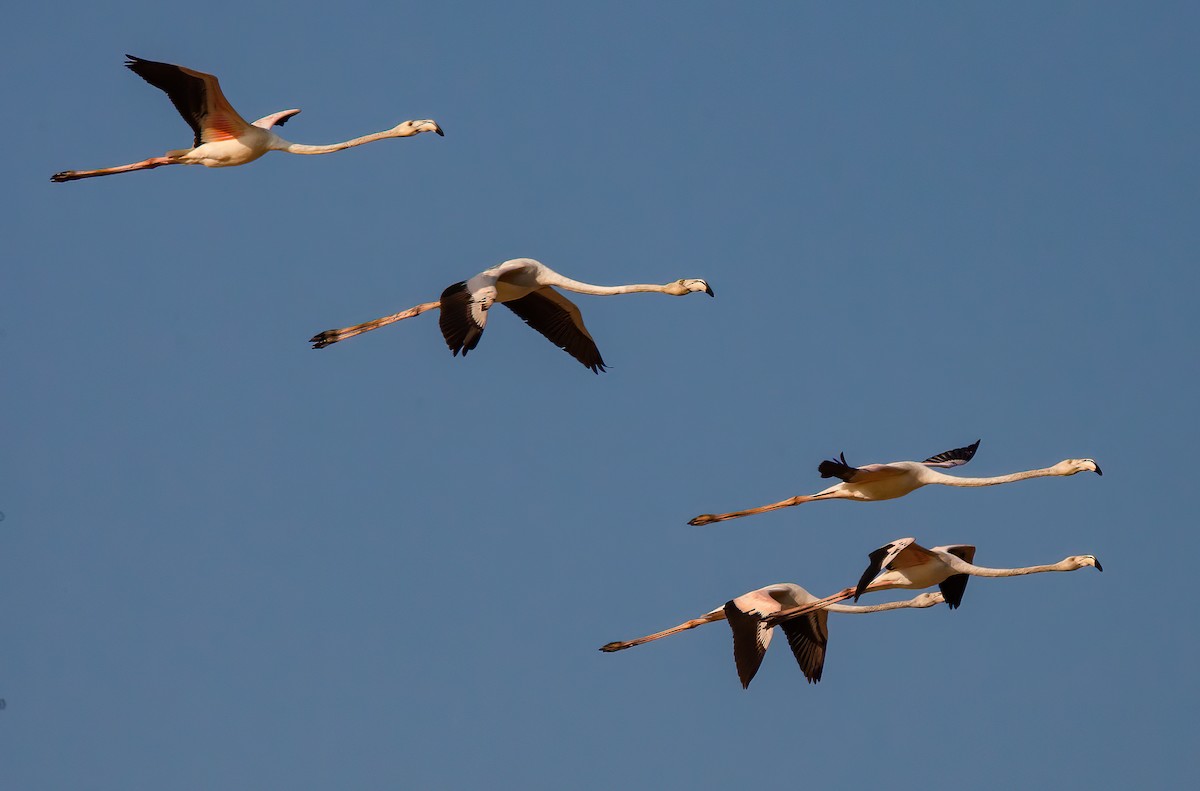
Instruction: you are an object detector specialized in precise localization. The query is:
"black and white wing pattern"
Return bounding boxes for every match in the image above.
[438,281,491,356]
[778,609,831,684]
[502,287,607,373]
[932,544,977,609]
[854,537,922,601]
[251,109,302,129]
[724,600,773,689]
[818,452,858,481]
[922,439,981,469]
[818,453,907,483]
[124,55,249,146]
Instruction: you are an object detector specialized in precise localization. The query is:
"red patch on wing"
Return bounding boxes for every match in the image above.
[203,113,242,142]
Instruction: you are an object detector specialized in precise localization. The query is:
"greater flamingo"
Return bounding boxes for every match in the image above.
[688,440,1101,525]
[599,584,945,688]
[761,537,1102,628]
[51,56,443,182]
[309,257,714,372]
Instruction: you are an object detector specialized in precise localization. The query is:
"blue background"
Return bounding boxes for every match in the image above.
[4,2,1197,788]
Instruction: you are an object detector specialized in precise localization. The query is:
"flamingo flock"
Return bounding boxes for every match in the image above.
[51,55,1105,692]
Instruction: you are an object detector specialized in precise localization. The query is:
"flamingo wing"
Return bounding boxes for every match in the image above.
[125,55,251,146]
[778,609,830,684]
[922,439,981,469]
[931,544,977,609]
[438,281,494,357]
[501,287,607,373]
[723,600,774,689]
[818,452,907,483]
[252,109,302,129]
[855,537,934,600]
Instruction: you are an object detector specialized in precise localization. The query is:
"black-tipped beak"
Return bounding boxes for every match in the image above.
[435,125,445,136]
[1093,464,1103,476]
[1094,559,1103,572]
[705,284,715,297]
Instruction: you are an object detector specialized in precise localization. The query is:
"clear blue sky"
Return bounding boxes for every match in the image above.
[4,2,1197,788]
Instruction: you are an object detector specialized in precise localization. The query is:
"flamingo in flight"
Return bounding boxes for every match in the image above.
[761,537,1103,629]
[688,440,1102,526]
[600,584,945,688]
[309,257,714,372]
[51,56,443,182]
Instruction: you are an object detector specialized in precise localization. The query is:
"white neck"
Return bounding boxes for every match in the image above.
[275,128,408,155]
[952,558,1082,577]
[924,466,1061,488]
[543,272,685,296]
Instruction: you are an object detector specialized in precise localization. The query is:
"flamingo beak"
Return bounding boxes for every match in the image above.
[1093,558,1103,572]
[435,124,445,136]
[1093,463,1103,476]
[705,284,715,297]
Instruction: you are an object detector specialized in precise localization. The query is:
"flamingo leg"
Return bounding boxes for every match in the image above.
[688,494,823,526]
[762,587,857,626]
[51,156,181,182]
[309,301,441,348]
[600,611,724,652]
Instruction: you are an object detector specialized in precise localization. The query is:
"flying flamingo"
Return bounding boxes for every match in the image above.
[599,584,945,688]
[51,55,443,182]
[761,537,1103,629]
[688,440,1101,525]
[309,257,714,372]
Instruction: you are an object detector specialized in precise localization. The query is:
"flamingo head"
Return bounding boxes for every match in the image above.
[393,119,444,137]
[669,278,715,297]
[1055,458,1102,476]
[1065,555,1103,572]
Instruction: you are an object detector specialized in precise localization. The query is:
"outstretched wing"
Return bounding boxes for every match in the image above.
[125,55,251,146]
[923,439,981,469]
[438,281,493,357]
[932,544,977,609]
[855,537,929,600]
[723,600,773,689]
[252,108,301,129]
[779,610,830,684]
[502,287,607,373]
[818,452,907,483]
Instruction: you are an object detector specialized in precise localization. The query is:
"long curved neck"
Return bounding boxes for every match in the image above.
[277,128,404,155]
[926,466,1059,488]
[956,559,1077,577]
[544,273,679,297]
[826,597,932,614]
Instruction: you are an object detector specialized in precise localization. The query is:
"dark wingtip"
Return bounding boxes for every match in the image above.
[599,642,622,652]
[50,172,68,182]
[1094,464,1103,476]
[309,331,336,349]
[435,126,445,136]
[1094,558,1103,572]
[705,284,715,297]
